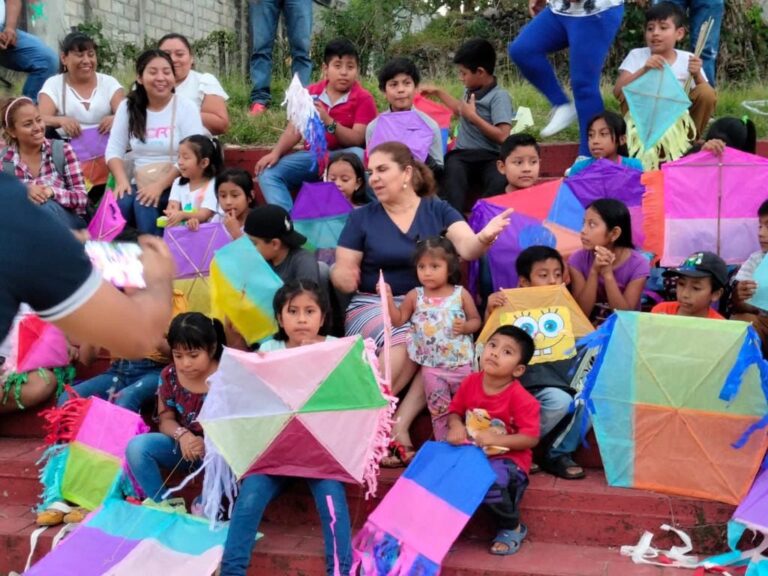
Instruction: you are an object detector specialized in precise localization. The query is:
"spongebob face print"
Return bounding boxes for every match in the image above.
[499,306,575,364]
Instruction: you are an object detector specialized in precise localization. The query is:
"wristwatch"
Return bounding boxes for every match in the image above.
[326,120,337,134]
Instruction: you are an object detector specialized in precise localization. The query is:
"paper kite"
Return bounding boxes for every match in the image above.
[352,442,495,575]
[166,222,230,314]
[283,73,328,173]
[659,147,768,266]
[291,181,353,265]
[25,498,228,576]
[478,285,594,365]
[579,312,768,505]
[414,92,452,153]
[623,64,695,170]
[87,190,126,242]
[639,170,665,263]
[37,396,149,511]
[70,127,110,162]
[368,111,435,162]
[199,336,395,494]
[209,235,283,345]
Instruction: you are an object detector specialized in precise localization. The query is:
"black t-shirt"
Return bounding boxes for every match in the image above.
[0,174,100,339]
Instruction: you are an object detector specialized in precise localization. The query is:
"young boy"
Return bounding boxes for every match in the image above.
[485,246,585,481]
[495,134,541,195]
[447,325,539,556]
[421,38,513,211]
[652,251,727,319]
[733,200,768,318]
[255,38,378,211]
[614,2,716,139]
[366,57,444,172]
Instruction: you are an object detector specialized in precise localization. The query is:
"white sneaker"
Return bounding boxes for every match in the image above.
[540,103,578,137]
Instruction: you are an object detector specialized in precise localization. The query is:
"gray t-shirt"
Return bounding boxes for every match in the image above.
[455,83,514,154]
[273,247,319,284]
[365,108,444,167]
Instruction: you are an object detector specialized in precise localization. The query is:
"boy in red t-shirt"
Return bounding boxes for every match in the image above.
[447,325,540,556]
[652,251,727,319]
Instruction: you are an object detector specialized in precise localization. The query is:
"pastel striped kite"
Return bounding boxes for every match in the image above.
[291,181,353,265]
[579,312,768,505]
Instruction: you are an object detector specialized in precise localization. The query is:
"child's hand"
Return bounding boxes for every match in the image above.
[487,291,508,312]
[186,218,200,232]
[446,423,468,446]
[298,335,327,347]
[452,316,467,336]
[255,151,281,176]
[458,94,478,122]
[178,432,198,461]
[164,209,184,227]
[187,435,205,460]
[314,101,332,126]
[688,55,703,76]
[643,55,666,71]
[736,280,758,302]
[418,85,438,96]
[223,210,241,237]
[473,428,503,448]
[376,281,393,299]
[702,138,726,156]
[593,246,615,275]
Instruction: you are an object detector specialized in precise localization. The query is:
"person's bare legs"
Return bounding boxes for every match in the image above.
[389,343,418,395]
[391,370,426,449]
[0,370,58,413]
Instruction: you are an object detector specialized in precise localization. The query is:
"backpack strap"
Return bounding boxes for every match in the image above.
[51,139,66,176]
[1,147,13,176]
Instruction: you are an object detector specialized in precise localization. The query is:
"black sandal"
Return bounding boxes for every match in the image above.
[541,455,585,480]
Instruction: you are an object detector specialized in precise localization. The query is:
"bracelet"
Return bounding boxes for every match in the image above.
[172,426,189,441]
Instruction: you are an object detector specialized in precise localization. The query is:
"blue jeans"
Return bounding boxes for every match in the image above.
[0,30,58,101]
[117,185,166,236]
[534,387,572,437]
[654,0,724,85]
[126,432,200,501]
[259,147,364,211]
[58,359,164,412]
[508,5,624,156]
[249,0,313,105]
[548,403,592,460]
[221,474,352,576]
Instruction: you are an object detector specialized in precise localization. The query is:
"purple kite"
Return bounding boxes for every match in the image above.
[164,222,230,280]
[70,127,110,162]
[291,182,353,265]
[368,111,435,162]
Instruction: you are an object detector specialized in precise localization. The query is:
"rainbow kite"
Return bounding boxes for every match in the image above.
[580,312,768,505]
[291,181,353,265]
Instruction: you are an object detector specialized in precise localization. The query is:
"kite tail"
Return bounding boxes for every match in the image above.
[306,113,329,175]
[282,72,328,174]
[35,444,69,511]
[352,523,440,576]
[39,388,88,446]
[626,112,695,171]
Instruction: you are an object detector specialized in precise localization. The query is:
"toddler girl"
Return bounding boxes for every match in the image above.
[216,168,255,239]
[326,152,369,208]
[221,280,351,576]
[387,236,481,442]
[569,198,650,323]
[126,312,224,501]
[569,111,644,176]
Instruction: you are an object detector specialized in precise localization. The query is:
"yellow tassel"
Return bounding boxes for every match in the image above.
[626,112,696,171]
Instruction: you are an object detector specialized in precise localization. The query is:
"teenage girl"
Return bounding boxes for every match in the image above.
[125,312,225,501]
[569,198,650,323]
[568,111,644,175]
[326,152,369,208]
[386,236,482,445]
[221,280,352,576]
[215,168,255,240]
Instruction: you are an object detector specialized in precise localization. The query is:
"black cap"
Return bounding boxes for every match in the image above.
[244,205,306,249]
[663,251,729,288]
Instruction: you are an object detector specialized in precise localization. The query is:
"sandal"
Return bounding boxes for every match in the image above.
[36,502,71,526]
[541,455,585,480]
[490,524,528,555]
[63,507,87,524]
[381,441,415,468]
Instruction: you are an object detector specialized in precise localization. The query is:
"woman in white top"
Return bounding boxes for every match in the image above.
[105,49,205,235]
[159,33,230,136]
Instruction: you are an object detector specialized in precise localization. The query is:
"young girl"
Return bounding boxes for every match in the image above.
[326,152,369,208]
[569,198,650,323]
[164,134,223,229]
[215,168,255,239]
[386,237,482,445]
[221,280,352,576]
[125,312,224,501]
[568,111,644,176]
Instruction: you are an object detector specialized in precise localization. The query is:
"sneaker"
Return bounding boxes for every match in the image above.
[540,103,577,137]
[248,102,267,116]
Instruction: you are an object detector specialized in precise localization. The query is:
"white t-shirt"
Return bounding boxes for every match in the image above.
[619,48,709,87]
[40,73,124,129]
[549,0,622,16]
[175,70,229,109]
[0,1,6,29]
[169,177,217,213]
[105,95,205,171]
[735,250,766,282]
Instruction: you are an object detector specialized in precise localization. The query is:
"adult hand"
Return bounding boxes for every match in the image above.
[688,55,703,76]
[27,184,50,205]
[702,138,726,156]
[331,262,360,294]
[529,0,547,17]
[136,181,163,207]
[0,27,17,49]
[735,280,758,302]
[97,115,115,134]
[112,177,132,200]
[59,116,82,138]
[138,235,176,287]
[478,208,512,245]
[446,423,468,446]
[643,55,666,71]
[255,150,280,176]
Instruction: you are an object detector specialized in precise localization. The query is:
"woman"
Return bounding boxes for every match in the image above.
[0,96,88,229]
[332,142,511,466]
[105,49,205,236]
[38,31,124,191]
[159,33,230,136]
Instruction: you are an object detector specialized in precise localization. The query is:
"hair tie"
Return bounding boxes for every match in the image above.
[742,115,750,125]
[4,96,33,129]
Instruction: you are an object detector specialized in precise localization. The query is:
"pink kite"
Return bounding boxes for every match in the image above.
[87,191,126,242]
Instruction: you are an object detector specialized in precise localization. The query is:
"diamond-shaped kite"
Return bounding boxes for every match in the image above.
[87,191,126,242]
[291,181,353,266]
[368,111,435,162]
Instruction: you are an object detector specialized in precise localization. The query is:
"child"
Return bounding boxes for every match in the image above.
[165,135,223,229]
[244,204,319,284]
[690,116,758,156]
[221,280,351,576]
[447,325,539,556]
[421,38,513,211]
[615,2,716,139]
[365,57,444,172]
[485,246,585,480]
[386,237,481,442]
[216,168,256,240]
[326,153,369,208]
[569,199,650,323]
[255,38,377,211]
[568,112,644,176]
[652,251,727,319]
[733,200,768,319]
[125,312,224,501]
[495,133,541,194]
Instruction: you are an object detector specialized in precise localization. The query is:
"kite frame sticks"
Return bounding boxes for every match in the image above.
[167,227,222,292]
[683,17,714,93]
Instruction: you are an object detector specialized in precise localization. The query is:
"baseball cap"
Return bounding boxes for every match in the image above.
[244,205,307,249]
[663,251,729,288]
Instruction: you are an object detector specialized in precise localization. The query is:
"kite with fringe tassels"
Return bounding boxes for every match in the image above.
[283,73,328,174]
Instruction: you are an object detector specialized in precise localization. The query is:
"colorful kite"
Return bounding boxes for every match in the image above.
[352,442,495,575]
[368,111,435,162]
[283,73,328,173]
[478,285,594,364]
[25,498,228,576]
[166,222,230,314]
[660,147,768,266]
[87,191,126,242]
[580,312,768,505]
[37,396,149,511]
[414,92,452,153]
[291,181,353,265]
[209,235,283,345]
[623,64,695,170]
